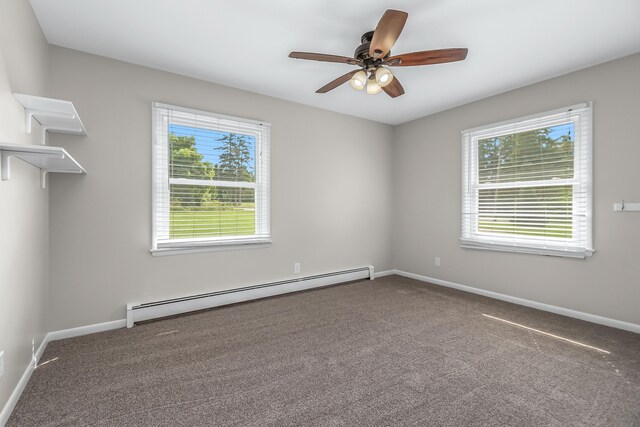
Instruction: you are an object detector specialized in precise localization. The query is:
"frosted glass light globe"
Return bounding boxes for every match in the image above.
[366,76,382,95]
[375,67,394,87]
[349,70,367,90]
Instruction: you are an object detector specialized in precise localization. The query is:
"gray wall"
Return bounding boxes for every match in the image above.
[392,53,640,325]
[47,46,394,331]
[0,0,50,413]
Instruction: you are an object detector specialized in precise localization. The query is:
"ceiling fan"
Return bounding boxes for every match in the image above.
[289,9,468,98]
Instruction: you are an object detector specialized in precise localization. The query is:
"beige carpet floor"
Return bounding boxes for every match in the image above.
[8,275,640,426]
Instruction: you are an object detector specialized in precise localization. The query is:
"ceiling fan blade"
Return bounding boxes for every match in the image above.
[369,9,408,59]
[316,70,360,93]
[382,77,405,98]
[386,48,468,67]
[289,52,361,66]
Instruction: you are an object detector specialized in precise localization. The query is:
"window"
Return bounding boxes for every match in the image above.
[152,103,270,254]
[461,103,593,258]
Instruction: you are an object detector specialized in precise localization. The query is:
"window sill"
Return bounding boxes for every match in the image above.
[151,240,272,257]
[460,239,594,259]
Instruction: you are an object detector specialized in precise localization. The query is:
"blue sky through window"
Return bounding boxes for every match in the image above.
[547,122,573,141]
[169,124,256,174]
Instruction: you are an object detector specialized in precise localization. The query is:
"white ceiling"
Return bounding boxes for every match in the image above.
[30,0,640,125]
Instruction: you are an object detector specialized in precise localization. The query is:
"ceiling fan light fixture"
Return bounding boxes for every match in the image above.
[349,70,367,90]
[375,67,394,87]
[290,9,468,98]
[366,75,382,95]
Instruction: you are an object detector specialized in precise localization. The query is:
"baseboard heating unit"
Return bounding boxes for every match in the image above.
[126,266,374,327]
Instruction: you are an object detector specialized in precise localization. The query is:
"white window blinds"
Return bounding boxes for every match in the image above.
[152,103,270,253]
[461,103,593,258]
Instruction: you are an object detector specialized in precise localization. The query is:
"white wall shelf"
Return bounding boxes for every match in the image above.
[14,93,86,144]
[0,143,86,189]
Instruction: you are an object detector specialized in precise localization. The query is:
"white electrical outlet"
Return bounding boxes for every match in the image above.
[294,262,301,274]
[0,350,5,378]
[435,257,441,267]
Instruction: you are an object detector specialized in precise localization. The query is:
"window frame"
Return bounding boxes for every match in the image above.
[461,103,593,258]
[151,102,271,256]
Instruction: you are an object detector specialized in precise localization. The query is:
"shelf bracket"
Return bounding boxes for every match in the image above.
[41,170,48,189]
[41,125,85,145]
[0,149,65,189]
[1,151,14,181]
[25,109,75,135]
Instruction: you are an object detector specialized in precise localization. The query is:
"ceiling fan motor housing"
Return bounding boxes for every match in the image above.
[360,30,375,44]
[354,42,371,60]
[356,31,389,71]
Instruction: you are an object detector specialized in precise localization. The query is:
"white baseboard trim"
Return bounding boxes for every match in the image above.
[0,336,48,426]
[46,319,127,342]
[34,335,48,364]
[0,360,36,426]
[392,269,640,334]
[373,269,395,278]
[0,319,125,425]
